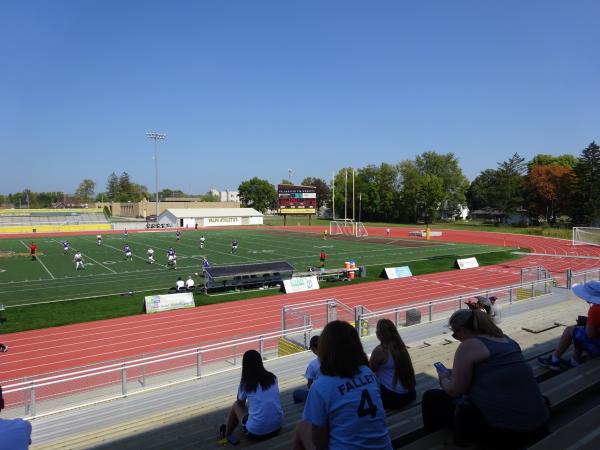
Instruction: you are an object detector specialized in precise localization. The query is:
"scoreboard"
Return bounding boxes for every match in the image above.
[278,184,317,215]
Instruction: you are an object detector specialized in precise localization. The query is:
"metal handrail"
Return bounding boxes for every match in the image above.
[2,325,311,394]
[360,279,551,320]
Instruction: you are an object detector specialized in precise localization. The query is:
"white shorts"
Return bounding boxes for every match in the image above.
[126,251,132,257]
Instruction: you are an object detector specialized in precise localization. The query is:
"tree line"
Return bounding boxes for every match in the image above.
[238,141,600,226]
[2,141,598,225]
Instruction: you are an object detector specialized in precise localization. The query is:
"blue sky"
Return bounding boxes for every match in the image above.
[1,0,599,195]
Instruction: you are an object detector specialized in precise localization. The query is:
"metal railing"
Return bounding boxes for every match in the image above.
[1,325,311,418]
[565,267,600,289]
[355,278,553,337]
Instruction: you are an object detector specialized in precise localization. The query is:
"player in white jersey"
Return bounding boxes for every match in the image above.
[199,235,206,249]
[97,234,102,245]
[147,248,155,264]
[73,251,85,270]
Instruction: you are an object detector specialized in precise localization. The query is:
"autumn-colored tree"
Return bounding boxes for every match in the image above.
[526,165,574,222]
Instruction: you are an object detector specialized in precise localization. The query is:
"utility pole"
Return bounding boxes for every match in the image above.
[145,132,166,217]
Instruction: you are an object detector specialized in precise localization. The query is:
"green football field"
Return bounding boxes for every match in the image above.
[0,228,510,307]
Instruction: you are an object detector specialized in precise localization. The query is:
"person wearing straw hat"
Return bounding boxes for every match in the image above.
[538,280,600,371]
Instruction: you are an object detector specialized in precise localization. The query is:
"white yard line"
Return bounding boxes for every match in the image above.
[20,240,55,279]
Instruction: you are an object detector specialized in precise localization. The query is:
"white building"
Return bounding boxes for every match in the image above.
[158,208,263,228]
[208,189,240,203]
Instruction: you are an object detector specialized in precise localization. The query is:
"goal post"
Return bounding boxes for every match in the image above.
[572,227,600,247]
[329,220,356,236]
[356,222,368,237]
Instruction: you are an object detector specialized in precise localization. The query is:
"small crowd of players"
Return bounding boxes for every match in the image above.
[28,230,242,272]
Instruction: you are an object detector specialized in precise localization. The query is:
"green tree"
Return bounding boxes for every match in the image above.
[415,174,445,223]
[495,153,527,215]
[573,141,600,225]
[466,169,498,211]
[397,160,422,222]
[106,173,120,200]
[301,177,331,210]
[528,154,577,170]
[159,188,187,199]
[414,151,469,218]
[75,179,96,203]
[238,177,277,213]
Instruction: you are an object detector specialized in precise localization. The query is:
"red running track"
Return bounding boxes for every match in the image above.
[1,227,599,382]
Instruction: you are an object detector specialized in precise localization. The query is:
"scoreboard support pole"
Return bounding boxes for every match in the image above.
[282,214,313,226]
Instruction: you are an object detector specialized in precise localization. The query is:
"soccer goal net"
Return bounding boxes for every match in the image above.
[356,222,368,237]
[330,220,356,236]
[572,227,600,247]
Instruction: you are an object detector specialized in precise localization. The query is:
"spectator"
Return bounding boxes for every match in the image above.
[0,344,7,353]
[220,350,283,445]
[175,277,185,291]
[422,309,549,449]
[369,319,416,410]
[466,296,501,324]
[185,276,195,291]
[538,280,600,370]
[0,386,32,449]
[293,335,320,404]
[293,320,391,450]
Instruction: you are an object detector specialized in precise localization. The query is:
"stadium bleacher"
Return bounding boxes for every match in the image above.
[26,289,600,450]
[0,210,110,233]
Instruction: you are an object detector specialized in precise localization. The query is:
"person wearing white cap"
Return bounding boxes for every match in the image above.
[538,280,600,371]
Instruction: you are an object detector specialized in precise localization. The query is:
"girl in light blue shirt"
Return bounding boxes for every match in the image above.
[221,350,283,444]
[293,321,392,450]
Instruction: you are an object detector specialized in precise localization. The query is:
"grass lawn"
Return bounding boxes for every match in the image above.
[0,227,523,333]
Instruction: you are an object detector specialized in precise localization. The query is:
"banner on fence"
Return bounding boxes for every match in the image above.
[384,266,413,279]
[283,276,320,293]
[144,292,195,314]
[456,257,479,270]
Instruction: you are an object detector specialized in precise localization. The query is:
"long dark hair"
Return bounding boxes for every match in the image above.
[376,319,416,390]
[318,320,368,378]
[240,350,276,393]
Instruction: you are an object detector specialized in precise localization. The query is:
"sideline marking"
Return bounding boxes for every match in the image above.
[20,240,55,279]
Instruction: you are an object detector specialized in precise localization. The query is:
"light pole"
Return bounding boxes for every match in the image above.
[288,168,293,184]
[146,132,166,218]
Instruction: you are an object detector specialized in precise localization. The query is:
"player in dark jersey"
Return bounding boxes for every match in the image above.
[231,240,238,254]
[63,240,69,255]
[124,244,133,261]
[176,230,181,241]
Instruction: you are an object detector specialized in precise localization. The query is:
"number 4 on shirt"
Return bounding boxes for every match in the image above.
[357,389,378,418]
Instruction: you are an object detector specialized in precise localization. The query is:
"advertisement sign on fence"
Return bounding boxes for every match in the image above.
[456,257,479,270]
[384,266,413,279]
[283,276,320,293]
[144,292,195,314]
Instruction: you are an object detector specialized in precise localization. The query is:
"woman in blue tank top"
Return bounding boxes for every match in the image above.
[293,320,392,450]
[369,319,416,410]
[422,309,549,449]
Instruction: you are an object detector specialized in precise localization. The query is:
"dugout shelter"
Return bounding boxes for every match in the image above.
[158,208,263,228]
[203,261,295,292]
